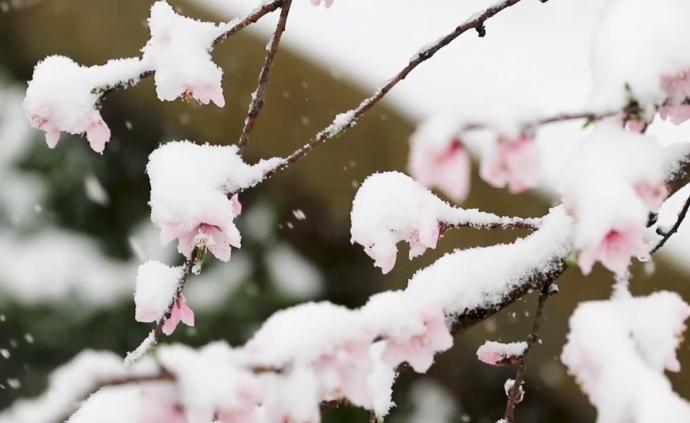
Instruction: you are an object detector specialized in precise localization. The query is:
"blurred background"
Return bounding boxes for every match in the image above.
[0,0,689,422]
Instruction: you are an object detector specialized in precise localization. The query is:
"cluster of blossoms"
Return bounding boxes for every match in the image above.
[64,293,452,423]
[408,115,540,204]
[22,1,229,154]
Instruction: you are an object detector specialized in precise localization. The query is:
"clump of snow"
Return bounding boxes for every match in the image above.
[134,260,183,323]
[562,292,690,423]
[476,341,528,366]
[146,140,282,261]
[157,343,260,421]
[23,55,144,153]
[243,302,369,368]
[350,171,542,273]
[142,1,226,107]
[589,0,690,111]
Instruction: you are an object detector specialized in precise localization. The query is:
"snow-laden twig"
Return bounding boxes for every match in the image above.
[652,192,690,253]
[237,0,293,148]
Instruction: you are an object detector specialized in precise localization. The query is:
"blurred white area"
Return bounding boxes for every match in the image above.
[194,0,690,272]
[404,380,458,423]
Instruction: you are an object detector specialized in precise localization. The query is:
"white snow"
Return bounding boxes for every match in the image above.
[562,292,690,423]
[142,1,227,107]
[403,206,572,315]
[134,260,183,323]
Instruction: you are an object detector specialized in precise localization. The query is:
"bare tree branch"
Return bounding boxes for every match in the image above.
[238,0,293,148]
[503,281,555,422]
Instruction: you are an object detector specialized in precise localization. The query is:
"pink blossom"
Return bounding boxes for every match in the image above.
[659,69,690,125]
[181,82,225,108]
[23,55,116,154]
[381,309,453,373]
[659,105,690,125]
[634,182,668,212]
[311,0,335,7]
[480,134,540,194]
[160,194,242,262]
[363,220,440,274]
[661,69,690,99]
[162,295,195,336]
[578,223,650,276]
[476,341,527,366]
[313,341,374,409]
[409,137,471,203]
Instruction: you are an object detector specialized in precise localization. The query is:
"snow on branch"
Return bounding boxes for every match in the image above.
[562,292,690,423]
[350,171,542,273]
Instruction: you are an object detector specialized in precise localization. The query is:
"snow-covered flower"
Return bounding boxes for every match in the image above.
[480,133,540,194]
[351,172,450,274]
[23,55,142,153]
[409,117,471,202]
[147,142,282,263]
[476,341,527,366]
[158,194,242,262]
[142,1,226,107]
[135,261,183,324]
[313,341,374,408]
[577,223,650,276]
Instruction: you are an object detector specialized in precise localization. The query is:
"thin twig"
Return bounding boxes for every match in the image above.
[503,282,555,423]
[461,111,619,133]
[651,193,690,253]
[262,0,528,179]
[238,0,293,148]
